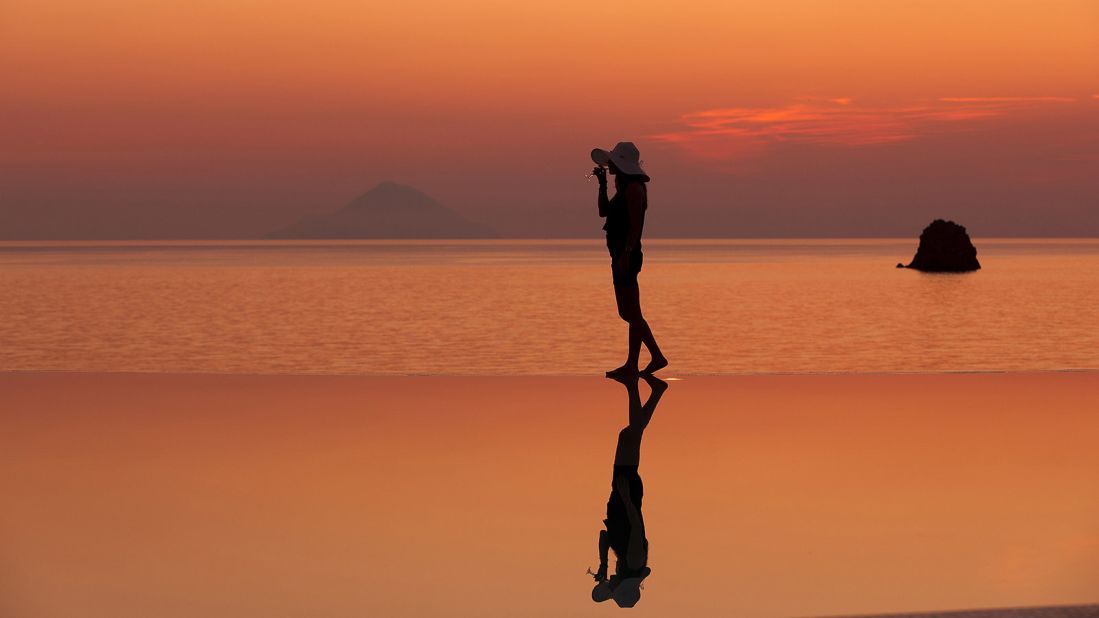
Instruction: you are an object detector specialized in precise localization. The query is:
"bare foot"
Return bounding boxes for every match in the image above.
[605,364,639,379]
[608,372,639,386]
[641,373,668,394]
[640,355,668,375]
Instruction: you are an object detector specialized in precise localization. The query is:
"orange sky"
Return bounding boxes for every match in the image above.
[1,0,1097,237]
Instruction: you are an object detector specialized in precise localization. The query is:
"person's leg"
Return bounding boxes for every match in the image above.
[612,376,643,465]
[639,374,668,424]
[630,285,667,374]
[625,295,644,371]
[607,284,643,377]
[638,330,667,373]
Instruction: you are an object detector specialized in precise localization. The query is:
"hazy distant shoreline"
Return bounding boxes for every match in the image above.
[3,235,1099,243]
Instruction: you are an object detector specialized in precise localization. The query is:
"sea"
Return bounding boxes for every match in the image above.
[2,238,1097,375]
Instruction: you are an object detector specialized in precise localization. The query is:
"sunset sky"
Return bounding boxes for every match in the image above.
[2,0,1097,238]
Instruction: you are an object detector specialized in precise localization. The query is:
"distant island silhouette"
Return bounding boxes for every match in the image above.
[268,182,497,239]
[898,219,981,272]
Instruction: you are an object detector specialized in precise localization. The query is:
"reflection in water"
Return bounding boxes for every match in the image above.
[589,374,668,607]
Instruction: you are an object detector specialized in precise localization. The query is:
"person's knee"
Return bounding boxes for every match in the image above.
[617,306,632,322]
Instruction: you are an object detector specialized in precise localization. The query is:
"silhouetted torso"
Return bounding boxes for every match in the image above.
[603,179,648,257]
[604,464,648,575]
[589,376,665,607]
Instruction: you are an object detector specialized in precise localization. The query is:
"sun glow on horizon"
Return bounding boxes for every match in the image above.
[1,0,1097,237]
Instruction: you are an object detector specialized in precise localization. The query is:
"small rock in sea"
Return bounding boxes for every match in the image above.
[902,219,981,272]
[896,263,905,268]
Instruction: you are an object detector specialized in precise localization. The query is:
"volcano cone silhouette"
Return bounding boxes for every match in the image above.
[269,182,496,239]
[902,219,981,272]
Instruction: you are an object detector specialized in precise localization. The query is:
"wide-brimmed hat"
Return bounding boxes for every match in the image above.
[591,142,648,178]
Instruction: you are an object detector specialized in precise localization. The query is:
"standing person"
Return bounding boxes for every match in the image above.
[591,142,668,378]
[588,374,668,607]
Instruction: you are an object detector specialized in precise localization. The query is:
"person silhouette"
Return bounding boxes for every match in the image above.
[589,373,668,607]
[591,142,668,378]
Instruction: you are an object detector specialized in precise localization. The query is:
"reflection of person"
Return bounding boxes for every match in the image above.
[591,142,668,378]
[589,373,668,607]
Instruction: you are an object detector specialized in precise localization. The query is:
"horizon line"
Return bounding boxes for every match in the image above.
[2,235,1099,244]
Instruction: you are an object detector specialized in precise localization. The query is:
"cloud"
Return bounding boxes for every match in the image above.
[938,96,1076,103]
[651,96,1077,160]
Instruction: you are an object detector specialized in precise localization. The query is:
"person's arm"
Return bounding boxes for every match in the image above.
[614,476,645,570]
[595,168,611,217]
[596,530,610,580]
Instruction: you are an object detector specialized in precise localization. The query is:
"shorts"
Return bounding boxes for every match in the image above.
[611,249,643,286]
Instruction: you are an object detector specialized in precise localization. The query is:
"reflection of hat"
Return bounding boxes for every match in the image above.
[612,567,651,608]
[591,142,648,178]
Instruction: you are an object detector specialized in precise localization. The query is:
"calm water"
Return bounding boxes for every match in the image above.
[1,239,1097,375]
[5,372,1099,616]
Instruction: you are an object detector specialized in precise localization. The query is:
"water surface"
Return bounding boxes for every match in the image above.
[1,239,1096,375]
[4,372,1097,617]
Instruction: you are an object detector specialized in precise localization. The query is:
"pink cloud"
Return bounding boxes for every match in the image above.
[938,96,1076,103]
[651,96,1077,160]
